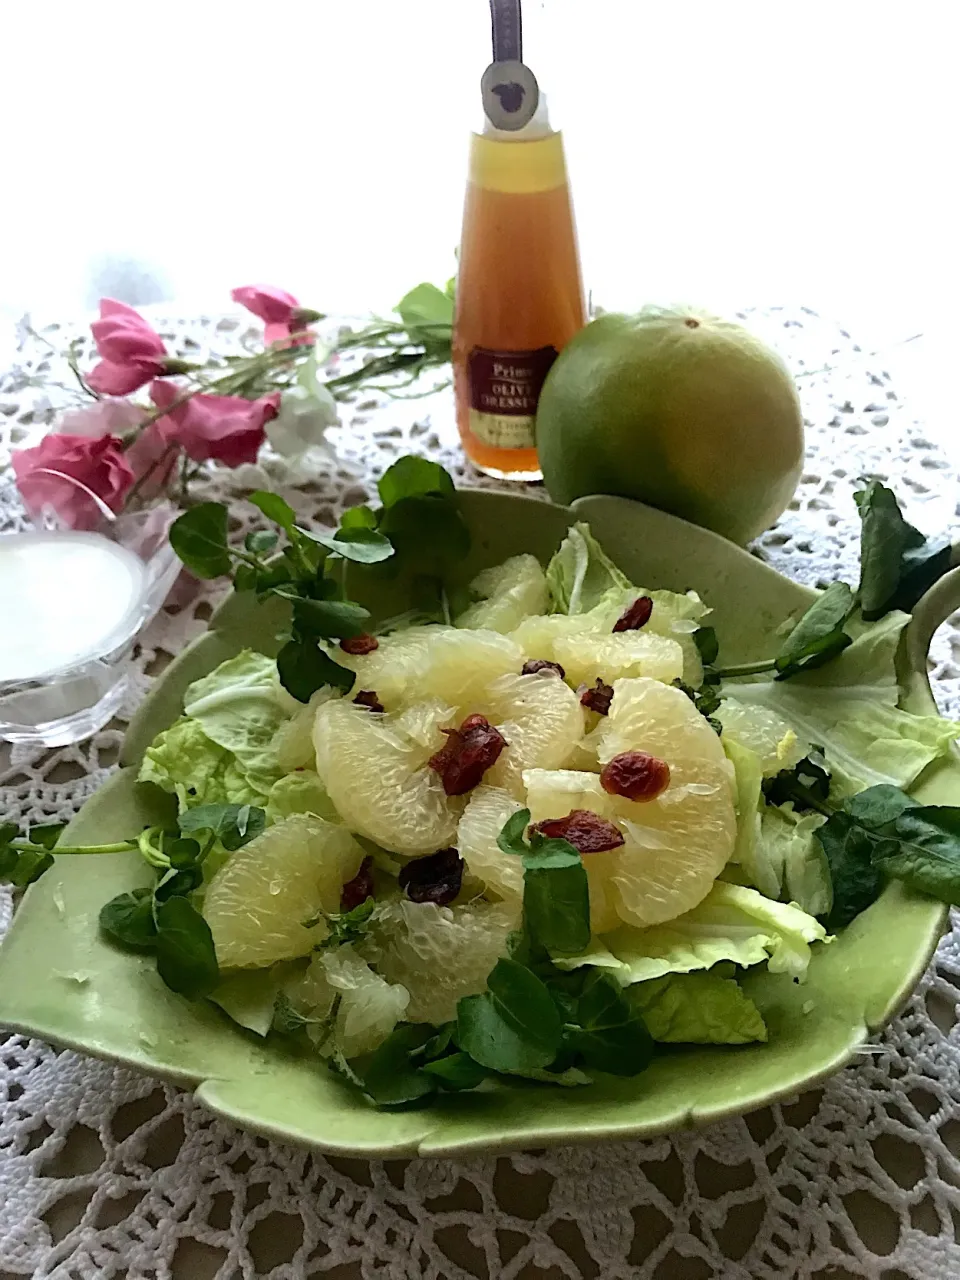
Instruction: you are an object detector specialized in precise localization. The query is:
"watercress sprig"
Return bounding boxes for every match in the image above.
[715,484,951,684]
[764,754,960,928]
[1,804,266,1000]
[169,454,470,703]
[324,809,653,1108]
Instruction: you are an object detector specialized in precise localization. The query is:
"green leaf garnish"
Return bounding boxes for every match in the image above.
[853,480,954,620]
[496,809,591,957]
[248,491,297,535]
[169,503,232,579]
[287,597,371,639]
[154,896,220,999]
[775,582,855,679]
[377,455,455,507]
[178,803,266,852]
[276,639,356,703]
[456,958,562,1073]
[245,529,279,555]
[99,888,158,951]
[345,1024,438,1106]
[305,527,395,564]
[563,972,654,1077]
[420,1052,488,1090]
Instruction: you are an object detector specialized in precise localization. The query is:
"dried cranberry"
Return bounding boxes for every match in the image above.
[340,632,379,655]
[580,678,614,715]
[341,856,374,910]
[600,751,671,801]
[353,689,384,712]
[530,809,625,853]
[398,848,464,905]
[613,596,653,632]
[429,715,507,795]
[522,658,566,679]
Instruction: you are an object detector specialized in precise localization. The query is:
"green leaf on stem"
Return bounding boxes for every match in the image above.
[775,582,855,679]
[27,822,67,850]
[276,639,355,703]
[339,505,378,531]
[377,456,455,507]
[456,958,562,1074]
[872,805,960,902]
[523,839,591,958]
[421,1052,488,1090]
[303,527,395,565]
[396,283,454,351]
[564,972,654,1076]
[497,809,532,859]
[170,504,232,579]
[286,597,371,640]
[378,495,471,573]
[99,888,158,951]
[178,803,267,852]
[248,491,297,535]
[855,480,952,619]
[0,844,54,888]
[347,1024,438,1106]
[154,896,220,999]
[495,810,591,957]
[245,529,279,555]
[816,811,885,929]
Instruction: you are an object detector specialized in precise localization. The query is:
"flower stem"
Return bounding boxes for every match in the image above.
[11,840,137,855]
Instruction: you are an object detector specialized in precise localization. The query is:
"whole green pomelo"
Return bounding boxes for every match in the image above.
[536,306,804,544]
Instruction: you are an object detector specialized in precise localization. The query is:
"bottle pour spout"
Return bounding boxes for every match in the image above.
[482,0,539,131]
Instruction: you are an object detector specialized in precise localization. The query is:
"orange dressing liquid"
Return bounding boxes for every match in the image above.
[453,129,585,479]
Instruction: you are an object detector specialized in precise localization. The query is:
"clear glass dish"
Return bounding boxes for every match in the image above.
[0,473,182,746]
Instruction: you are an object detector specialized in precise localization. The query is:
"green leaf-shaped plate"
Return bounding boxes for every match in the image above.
[0,490,955,1156]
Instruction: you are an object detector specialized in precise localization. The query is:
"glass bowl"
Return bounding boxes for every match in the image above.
[0,473,182,746]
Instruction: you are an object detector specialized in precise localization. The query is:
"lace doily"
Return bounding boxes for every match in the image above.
[2,309,959,1280]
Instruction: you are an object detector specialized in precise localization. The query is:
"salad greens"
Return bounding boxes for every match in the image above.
[6,459,960,1110]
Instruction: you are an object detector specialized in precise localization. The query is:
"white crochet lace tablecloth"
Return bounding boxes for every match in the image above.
[2,308,960,1280]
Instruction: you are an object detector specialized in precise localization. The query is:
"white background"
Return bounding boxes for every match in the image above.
[1,0,956,436]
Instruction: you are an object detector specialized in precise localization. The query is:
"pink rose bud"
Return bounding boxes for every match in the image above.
[88,299,170,396]
[12,432,134,530]
[151,382,280,468]
[231,284,315,347]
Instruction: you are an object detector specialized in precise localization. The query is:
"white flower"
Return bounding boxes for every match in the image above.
[265,383,339,457]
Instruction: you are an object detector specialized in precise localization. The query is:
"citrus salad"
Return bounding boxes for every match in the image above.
[4,461,960,1106]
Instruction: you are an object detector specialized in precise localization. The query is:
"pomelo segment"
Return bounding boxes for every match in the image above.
[335,625,522,710]
[203,814,365,968]
[365,899,520,1024]
[456,554,548,633]
[594,677,737,927]
[290,944,410,1058]
[478,671,584,798]
[457,784,525,901]
[313,698,463,855]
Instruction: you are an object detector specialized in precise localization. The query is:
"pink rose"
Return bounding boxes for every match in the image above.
[56,398,174,499]
[151,382,280,467]
[88,299,169,396]
[231,284,317,347]
[12,432,134,530]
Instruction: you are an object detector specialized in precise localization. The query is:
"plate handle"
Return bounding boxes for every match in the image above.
[903,545,960,675]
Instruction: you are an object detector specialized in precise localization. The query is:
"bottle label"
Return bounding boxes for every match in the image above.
[467,346,558,449]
